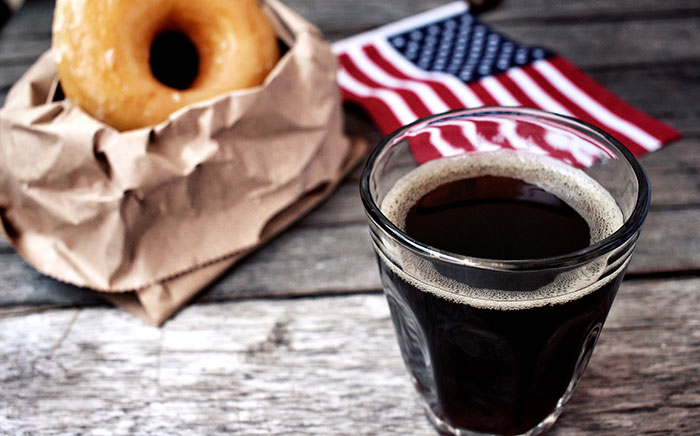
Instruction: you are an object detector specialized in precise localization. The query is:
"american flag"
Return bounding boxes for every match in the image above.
[332,2,679,164]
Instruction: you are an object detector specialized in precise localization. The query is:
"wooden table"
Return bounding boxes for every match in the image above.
[1,1,699,434]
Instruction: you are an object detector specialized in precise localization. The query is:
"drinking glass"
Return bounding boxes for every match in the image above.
[359,107,650,436]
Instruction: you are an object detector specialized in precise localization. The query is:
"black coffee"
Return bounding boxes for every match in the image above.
[404,175,590,260]
[380,263,622,435]
[378,153,625,435]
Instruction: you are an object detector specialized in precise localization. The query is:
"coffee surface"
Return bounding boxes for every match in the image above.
[404,175,590,260]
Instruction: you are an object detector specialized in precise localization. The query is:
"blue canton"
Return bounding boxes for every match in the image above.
[388,13,554,83]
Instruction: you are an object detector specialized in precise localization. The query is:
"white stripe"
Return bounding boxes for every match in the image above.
[451,119,506,152]
[424,127,463,156]
[544,131,598,167]
[452,118,595,167]
[480,76,520,106]
[496,107,603,166]
[373,38,484,108]
[332,2,468,53]
[506,68,572,116]
[456,120,479,150]
[534,60,661,150]
[498,118,548,155]
[346,46,449,114]
[337,68,417,125]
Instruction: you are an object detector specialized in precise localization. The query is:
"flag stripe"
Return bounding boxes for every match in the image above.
[520,61,646,156]
[364,44,464,109]
[480,76,520,106]
[495,73,540,109]
[467,81,500,106]
[505,68,573,116]
[425,126,464,156]
[549,56,680,145]
[534,59,656,155]
[336,68,409,133]
[347,46,450,115]
[408,131,444,162]
[373,39,485,108]
[339,52,433,122]
[493,73,594,166]
[406,126,471,162]
[440,124,478,152]
[515,123,584,167]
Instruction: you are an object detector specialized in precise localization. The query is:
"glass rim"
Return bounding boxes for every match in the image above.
[360,107,651,271]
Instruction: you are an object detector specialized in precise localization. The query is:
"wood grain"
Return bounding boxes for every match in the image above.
[1,278,698,435]
[1,201,698,310]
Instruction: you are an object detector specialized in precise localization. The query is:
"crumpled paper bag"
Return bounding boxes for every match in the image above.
[0,0,366,325]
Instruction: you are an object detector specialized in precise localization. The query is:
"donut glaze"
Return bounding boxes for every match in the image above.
[52,0,280,131]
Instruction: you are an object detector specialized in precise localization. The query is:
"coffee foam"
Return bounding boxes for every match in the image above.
[378,150,628,310]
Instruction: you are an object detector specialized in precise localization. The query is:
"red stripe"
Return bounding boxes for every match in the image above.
[363,45,466,110]
[340,85,402,135]
[338,53,432,120]
[521,62,604,126]
[521,59,647,156]
[439,124,477,152]
[495,73,540,109]
[516,123,585,169]
[407,131,443,163]
[467,80,500,106]
[406,124,480,164]
[475,119,516,150]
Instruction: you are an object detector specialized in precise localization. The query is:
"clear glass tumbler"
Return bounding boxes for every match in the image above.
[360,107,650,436]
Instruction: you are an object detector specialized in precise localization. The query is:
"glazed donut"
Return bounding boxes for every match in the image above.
[52,0,279,131]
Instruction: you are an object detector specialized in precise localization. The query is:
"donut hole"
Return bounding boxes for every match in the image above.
[149,30,200,90]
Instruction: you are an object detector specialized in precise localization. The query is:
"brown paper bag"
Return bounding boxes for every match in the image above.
[0,0,367,325]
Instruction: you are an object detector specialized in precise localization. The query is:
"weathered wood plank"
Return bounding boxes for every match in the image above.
[208,207,700,300]
[5,0,698,41]
[648,171,700,209]
[641,136,700,170]
[1,278,698,435]
[554,277,700,435]
[284,0,700,37]
[483,0,700,23]
[632,209,700,273]
[3,0,700,65]
[483,18,700,69]
[0,36,49,67]
[586,63,700,137]
[6,13,697,70]
[0,255,103,308]
[0,201,698,309]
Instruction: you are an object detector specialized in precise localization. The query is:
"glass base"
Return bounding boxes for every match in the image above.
[423,397,565,436]
[420,323,601,435]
